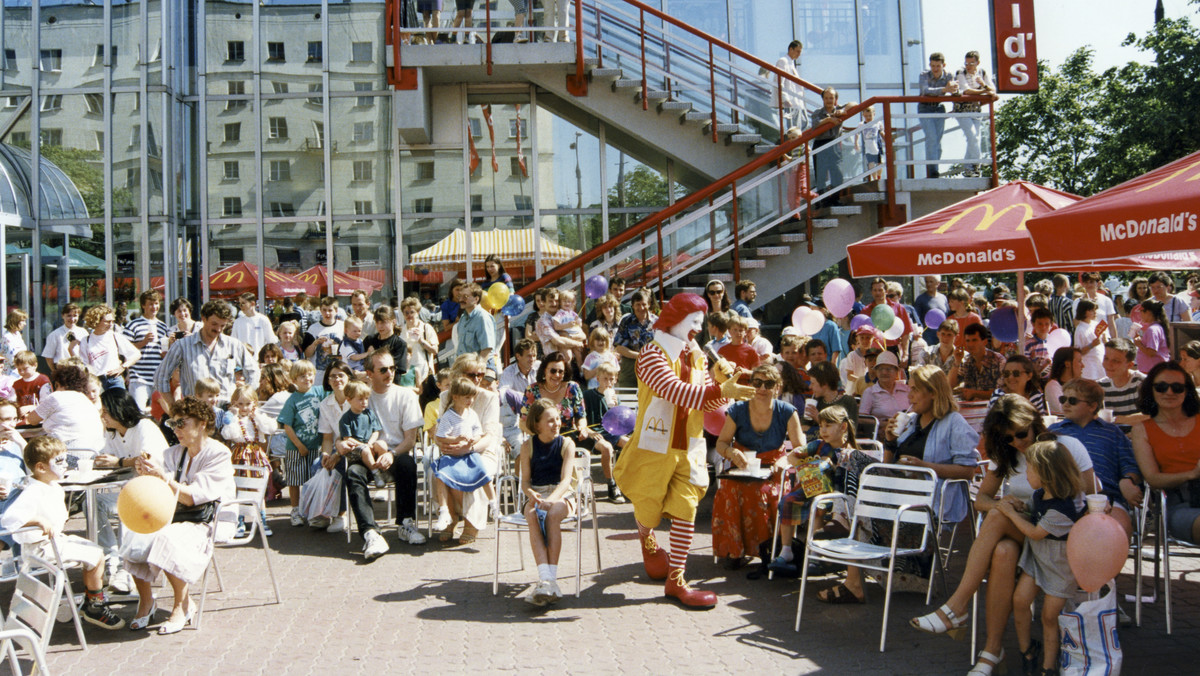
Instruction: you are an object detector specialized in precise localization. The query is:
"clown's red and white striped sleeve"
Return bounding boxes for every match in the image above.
[635,343,724,410]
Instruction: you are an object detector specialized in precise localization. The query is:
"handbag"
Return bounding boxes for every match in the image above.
[170,453,218,524]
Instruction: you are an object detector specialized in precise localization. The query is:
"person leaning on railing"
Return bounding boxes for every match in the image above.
[808,88,856,208]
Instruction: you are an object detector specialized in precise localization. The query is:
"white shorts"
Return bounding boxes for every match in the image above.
[31,534,104,571]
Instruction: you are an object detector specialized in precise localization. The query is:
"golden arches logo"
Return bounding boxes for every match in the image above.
[646,417,668,435]
[932,202,1034,234]
[1136,159,1200,193]
[211,271,246,284]
[264,270,293,283]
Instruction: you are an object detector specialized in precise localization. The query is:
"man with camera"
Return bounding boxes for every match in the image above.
[40,303,88,369]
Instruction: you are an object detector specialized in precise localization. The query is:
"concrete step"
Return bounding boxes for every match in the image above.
[636,90,670,103]
[704,123,740,135]
[589,67,623,79]
[658,100,692,113]
[583,57,601,68]
[813,218,839,229]
[827,205,862,216]
[752,143,774,155]
[686,272,734,285]
[726,133,762,145]
[676,286,704,296]
[709,258,767,272]
[683,111,712,123]
[757,232,807,246]
[612,78,641,90]
[853,191,886,203]
[755,246,791,257]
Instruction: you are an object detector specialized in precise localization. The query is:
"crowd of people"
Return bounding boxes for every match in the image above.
[0,265,1196,656]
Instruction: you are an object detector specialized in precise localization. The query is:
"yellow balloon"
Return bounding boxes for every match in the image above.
[117,475,177,534]
[481,295,496,312]
[486,282,511,309]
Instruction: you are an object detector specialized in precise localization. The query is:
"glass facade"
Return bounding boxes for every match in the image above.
[3,0,921,347]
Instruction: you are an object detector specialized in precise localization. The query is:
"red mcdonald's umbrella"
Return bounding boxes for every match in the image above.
[846,181,1200,277]
[1027,149,1200,264]
[208,262,318,298]
[296,266,384,296]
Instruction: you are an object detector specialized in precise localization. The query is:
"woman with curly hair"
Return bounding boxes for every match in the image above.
[75,304,141,390]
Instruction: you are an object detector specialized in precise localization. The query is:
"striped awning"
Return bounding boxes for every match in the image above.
[409,228,580,270]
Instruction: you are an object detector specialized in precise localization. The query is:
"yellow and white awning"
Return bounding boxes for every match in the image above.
[409,228,580,270]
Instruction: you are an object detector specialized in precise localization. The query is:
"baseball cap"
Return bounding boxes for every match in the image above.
[875,351,900,369]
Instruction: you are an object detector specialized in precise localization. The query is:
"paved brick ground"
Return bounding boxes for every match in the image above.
[10,476,1200,675]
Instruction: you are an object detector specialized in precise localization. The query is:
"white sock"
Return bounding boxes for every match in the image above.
[537,563,551,581]
[780,546,793,562]
[547,564,558,580]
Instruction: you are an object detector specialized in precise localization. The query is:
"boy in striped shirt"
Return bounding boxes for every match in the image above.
[124,290,169,412]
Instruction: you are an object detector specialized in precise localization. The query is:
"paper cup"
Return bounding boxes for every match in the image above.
[76,456,94,473]
[1098,409,1115,423]
[745,458,762,474]
[1085,494,1109,514]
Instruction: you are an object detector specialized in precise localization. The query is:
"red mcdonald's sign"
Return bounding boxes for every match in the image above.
[992,0,1039,93]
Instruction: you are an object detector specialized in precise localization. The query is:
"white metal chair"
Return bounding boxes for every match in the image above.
[196,464,282,629]
[795,463,939,652]
[1134,487,1200,634]
[0,627,50,676]
[0,528,89,662]
[492,449,602,597]
[856,415,880,441]
[931,455,984,599]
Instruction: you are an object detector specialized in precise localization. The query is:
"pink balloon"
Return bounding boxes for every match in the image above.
[823,278,856,318]
[1044,328,1072,355]
[1066,512,1129,592]
[800,309,824,336]
[703,405,729,437]
[791,306,812,331]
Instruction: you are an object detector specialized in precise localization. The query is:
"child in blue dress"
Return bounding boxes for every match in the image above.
[432,377,492,542]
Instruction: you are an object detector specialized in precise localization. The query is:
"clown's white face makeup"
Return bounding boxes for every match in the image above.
[668,310,706,343]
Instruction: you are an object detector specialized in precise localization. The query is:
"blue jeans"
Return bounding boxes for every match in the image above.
[920,111,946,177]
[100,374,126,391]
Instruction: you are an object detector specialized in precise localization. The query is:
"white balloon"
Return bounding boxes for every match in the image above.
[800,309,825,336]
[1045,327,1072,355]
[882,320,905,341]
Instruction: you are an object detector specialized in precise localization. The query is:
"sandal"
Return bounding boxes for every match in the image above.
[438,519,459,542]
[910,603,968,639]
[458,524,478,546]
[1020,640,1042,676]
[816,583,865,604]
[968,649,1007,676]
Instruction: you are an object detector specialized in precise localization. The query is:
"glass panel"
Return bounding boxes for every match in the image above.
[329,2,386,92]
[112,0,141,88]
[334,217,393,305]
[265,220,327,278]
[466,102,537,214]
[603,148,668,238]
[330,97,388,216]
[796,0,859,87]
[147,92,166,215]
[207,99,256,219]
[260,2,323,95]
[39,2,104,90]
[111,93,140,217]
[147,0,163,86]
[400,148,462,217]
[729,0,792,58]
[401,215,460,296]
[113,221,147,308]
[2,3,33,91]
[206,0,253,93]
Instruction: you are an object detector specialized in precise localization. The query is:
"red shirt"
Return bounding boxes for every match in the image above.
[718,344,761,372]
[13,374,50,409]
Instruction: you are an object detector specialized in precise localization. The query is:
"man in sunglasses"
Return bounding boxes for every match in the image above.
[1099,339,1148,425]
[1048,379,1142,538]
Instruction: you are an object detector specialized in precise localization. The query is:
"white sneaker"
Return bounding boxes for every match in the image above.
[547,579,563,603]
[110,569,134,595]
[290,508,306,527]
[362,529,389,561]
[434,507,453,531]
[397,517,427,545]
[309,515,331,529]
[530,579,556,605]
[327,514,347,534]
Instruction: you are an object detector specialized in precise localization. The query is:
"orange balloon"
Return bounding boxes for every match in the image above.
[117,475,176,534]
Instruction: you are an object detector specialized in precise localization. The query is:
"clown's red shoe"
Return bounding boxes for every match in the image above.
[640,530,669,580]
[665,568,717,609]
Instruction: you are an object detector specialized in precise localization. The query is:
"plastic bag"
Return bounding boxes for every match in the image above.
[298,469,343,522]
[1058,580,1122,676]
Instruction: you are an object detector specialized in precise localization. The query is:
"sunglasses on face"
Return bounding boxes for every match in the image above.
[1002,427,1032,445]
[1002,370,1028,378]
[546,368,566,375]
[464,371,484,378]
[376,365,397,372]
[708,289,724,295]
[750,378,778,389]
[1058,396,1086,406]
[1153,381,1188,394]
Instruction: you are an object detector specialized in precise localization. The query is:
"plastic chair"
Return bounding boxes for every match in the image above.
[492,449,602,597]
[795,463,939,652]
[0,528,89,660]
[196,464,283,630]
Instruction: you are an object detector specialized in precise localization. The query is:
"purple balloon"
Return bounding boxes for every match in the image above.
[989,306,1019,343]
[502,388,523,415]
[924,308,946,330]
[602,405,636,437]
[849,314,874,332]
[584,275,609,300]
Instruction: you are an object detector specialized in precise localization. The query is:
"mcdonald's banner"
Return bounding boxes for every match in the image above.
[1027,148,1200,264]
[846,181,1200,277]
[297,265,384,296]
[208,262,318,298]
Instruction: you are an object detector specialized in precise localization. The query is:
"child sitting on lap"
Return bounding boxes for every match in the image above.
[338,381,386,488]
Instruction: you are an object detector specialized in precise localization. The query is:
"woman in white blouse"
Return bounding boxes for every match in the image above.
[75,304,141,391]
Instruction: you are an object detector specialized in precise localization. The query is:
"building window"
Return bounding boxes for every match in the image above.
[149,39,162,63]
[267,42,286,62]
[348,161,370,181]
[354,201,373,221]
[508,118,527,139]
[468,119,482,138]
[224,122,241,143]
[129,124,141,149]
[223,161,239,180]
[514,195,532,210]
[276,249,300,267]
[271,81,288,94]
[416,162,435,180]
[94,131,104,151]
[269,159,291,181]
[510,157,526,176]
[2,96,17,109]
[84,93,103,115]
[10,131,27,147]
[413,198,433,213]
[307,83,322,105]
[93,44,105,67]
[40,95,62,112]
[351,42,373,63]
[307,41,322,64]
[40,129,62,146]
[126,168,140,189]
[470,195,483,225]
[226,81,247,109]
[219,248,241,266]
[39,49,62,73]
[3,49,15,70]
[268,117,289,140]
[227,41,245,62]
[354,82,374,107]
[223,197,243,217]
[150,169,163,191]
[311,121,325,149]
[353,122,374,143]
[147,125,160,157]
[269,202,296,217]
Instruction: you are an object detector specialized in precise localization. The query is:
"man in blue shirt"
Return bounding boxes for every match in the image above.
[731,280,755,318]
[456,282,497,372]
[1048,379,1142,539]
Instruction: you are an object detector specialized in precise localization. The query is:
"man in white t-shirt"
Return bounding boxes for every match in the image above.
[1072,273,1116,341]
[303,297,344,382]
[347,290,376,338]
[40,303,88,368]
[774,40,804,130]
[232,292,278,357]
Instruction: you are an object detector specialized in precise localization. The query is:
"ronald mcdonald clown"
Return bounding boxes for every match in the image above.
[613,293,754,608]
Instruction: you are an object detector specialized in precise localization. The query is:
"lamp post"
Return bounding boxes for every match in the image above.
[569,132,582,251]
